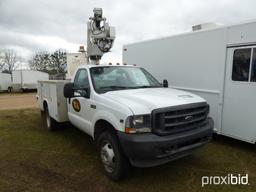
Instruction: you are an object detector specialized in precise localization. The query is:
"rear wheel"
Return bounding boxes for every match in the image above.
[41,106,59,131]
[97,131,130,181]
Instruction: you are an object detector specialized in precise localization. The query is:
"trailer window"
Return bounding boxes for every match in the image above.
[250,49,256,82]
[232,48,251,81]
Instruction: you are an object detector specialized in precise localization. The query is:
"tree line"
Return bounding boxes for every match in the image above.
[0,49,20,74]
[0,49,67,75]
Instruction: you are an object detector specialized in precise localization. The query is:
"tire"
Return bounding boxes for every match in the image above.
[8,87,12,93]
[41,106,59,131]
[97,131,130,181]
[212,132,219,140]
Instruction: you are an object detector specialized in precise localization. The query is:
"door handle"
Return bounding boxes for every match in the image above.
[90,104,96,109]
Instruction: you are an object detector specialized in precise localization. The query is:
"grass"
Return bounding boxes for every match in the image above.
[0,108,255,192]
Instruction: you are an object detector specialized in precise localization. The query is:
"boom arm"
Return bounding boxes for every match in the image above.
[87,8,115,64]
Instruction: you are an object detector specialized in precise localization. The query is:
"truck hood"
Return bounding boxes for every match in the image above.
[102,88,206,115]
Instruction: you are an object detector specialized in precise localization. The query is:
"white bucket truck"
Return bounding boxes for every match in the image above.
[37,8,213,180]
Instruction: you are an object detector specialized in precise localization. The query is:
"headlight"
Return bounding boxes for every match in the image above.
[125,114,151,134]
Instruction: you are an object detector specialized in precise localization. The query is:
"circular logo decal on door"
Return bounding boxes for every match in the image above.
[72,99,81,112]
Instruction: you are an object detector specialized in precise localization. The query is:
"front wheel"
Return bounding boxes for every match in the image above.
[97,131,130,181]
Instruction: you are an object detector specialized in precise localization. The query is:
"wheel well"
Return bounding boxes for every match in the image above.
[43,100,48,111]
[94,120,116,141]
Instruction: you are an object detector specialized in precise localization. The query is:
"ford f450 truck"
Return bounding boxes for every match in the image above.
[37,64,213,180]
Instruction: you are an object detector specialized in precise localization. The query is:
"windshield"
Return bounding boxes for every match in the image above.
[90,66,162,93]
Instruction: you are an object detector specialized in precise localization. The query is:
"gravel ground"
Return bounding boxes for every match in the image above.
[0,92,38,110]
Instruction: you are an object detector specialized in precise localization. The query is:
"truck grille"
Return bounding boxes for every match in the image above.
[152,102,209,135]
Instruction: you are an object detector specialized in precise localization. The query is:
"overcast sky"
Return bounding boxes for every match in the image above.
[1,0,256,64]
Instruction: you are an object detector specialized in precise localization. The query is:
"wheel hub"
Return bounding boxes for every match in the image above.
[101,141,115,173]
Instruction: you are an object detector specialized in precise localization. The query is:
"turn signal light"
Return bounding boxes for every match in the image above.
[125,127,136,134]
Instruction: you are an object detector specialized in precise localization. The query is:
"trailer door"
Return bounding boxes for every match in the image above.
[222,46,256,143]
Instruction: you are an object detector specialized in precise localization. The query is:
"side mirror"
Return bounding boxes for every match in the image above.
[163,79,168,88]
[64,83,74,98]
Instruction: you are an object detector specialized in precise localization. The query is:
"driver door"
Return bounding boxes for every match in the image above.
[68,69,93,136]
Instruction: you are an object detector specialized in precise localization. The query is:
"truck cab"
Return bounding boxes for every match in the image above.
[38,64,213,180]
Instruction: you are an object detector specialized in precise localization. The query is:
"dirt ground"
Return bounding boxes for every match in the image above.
[0,92,38,110]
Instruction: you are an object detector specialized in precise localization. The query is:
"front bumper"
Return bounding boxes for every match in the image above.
[118,117,213,167]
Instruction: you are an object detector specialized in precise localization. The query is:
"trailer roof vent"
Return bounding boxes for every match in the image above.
[192,22,219,31]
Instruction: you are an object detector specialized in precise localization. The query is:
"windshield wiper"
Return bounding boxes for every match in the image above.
[134,85,161,88]
[99,86,133,90]
[99,85,161,93]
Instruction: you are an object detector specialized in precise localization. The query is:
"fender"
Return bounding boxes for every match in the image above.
[92,110,125,139]
[42,99,50,111]
[42,98,56,121]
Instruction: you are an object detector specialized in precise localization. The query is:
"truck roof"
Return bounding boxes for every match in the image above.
[78,64,139,69]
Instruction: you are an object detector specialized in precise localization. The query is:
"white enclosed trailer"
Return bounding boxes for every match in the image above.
[12,70,49,91]
[123,20,256,144]
[0,73,12,91]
